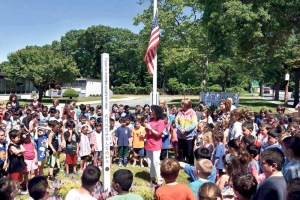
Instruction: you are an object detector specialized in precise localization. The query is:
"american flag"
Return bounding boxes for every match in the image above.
[144,11,160,75]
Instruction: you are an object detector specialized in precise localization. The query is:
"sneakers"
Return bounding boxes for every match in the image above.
[73,171,79,175]
[98,166,102,170]
[140,163,144,168]
[19,189,28,195]
[132,162,136,167]
[118,163,122,167]
[65,173,69,177]
[49,176,56,182]
[59,168,64,172]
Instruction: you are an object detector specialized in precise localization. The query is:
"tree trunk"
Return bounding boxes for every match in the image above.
[293,67,300,107]
[222,68,228,92]
[259,82,263,97]
[38,89,44,102]
[274,82,280,100]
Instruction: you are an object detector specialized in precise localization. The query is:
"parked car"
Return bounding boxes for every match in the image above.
[263,87,271,94]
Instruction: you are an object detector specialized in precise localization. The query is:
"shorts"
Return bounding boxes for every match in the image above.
[94,151,102,160]
[66,154,77,165]
[24,159,38,172]
[49,154,57,168]
[172,141,178,147]
[81,155,89,161]
[133,148,145,157]
[8,172,23,183]
[118,146,129,158]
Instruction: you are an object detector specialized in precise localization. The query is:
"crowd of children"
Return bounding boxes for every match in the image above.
[0,94,300,200]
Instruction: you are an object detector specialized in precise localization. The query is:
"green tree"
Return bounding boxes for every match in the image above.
[60,26,143,87]
[2,45,79,100]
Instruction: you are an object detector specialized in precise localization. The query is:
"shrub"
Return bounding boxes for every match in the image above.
[62,89,79,98]
[166,78,183,94]
[205,84,222,92]
[226,86,246,93]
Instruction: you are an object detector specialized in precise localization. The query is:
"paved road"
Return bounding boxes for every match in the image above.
[89,95,176,109]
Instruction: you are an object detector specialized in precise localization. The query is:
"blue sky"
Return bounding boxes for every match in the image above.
[0,0,150,62]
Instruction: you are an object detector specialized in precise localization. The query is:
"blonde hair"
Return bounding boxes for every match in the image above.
[198,182,223,200]
[202,132,213,144]
[195,159,213,178]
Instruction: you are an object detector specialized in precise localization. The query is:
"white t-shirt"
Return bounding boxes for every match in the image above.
[65,189,96,200]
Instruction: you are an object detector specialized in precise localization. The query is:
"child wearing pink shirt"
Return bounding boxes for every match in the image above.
[22,132,38,189]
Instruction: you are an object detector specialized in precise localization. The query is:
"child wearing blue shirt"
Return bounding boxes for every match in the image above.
[115,118,132,167]
[212,131,225,177]
[180,147,217,182]
[189,159,213,198]
[34,127,49,176]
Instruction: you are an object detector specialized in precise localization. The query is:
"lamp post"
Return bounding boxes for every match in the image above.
[285,72,290,105]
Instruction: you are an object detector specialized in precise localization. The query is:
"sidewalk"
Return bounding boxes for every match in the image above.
[74,97,138,105]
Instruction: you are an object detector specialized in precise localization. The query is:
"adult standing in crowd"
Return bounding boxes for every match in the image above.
[7,94,20,111]
[217,99,231,123]
[144,105,165,186]
[175,98,197,165]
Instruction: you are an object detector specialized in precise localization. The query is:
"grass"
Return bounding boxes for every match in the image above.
[167,96,293,115]
[17,153,190,200]
[5,95,136,106]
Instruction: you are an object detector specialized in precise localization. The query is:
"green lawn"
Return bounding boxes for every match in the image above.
[17,155,190,200]
[167,97,292,115]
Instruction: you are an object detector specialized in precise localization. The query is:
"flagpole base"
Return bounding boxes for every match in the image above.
[150,92,160,106]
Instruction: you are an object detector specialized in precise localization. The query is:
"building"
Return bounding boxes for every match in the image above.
[47,78,102,97]
[0,73,36,100]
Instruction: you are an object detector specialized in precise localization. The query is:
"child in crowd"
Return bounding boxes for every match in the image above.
[22,131,38,189]
[90,122,103,169]
[79,125,92,172]
[114,118,132,167]
[257,123,272,148]
[156,158,196,200]
[3,111,13,138]
[240,135,256,149]
[282,136,300,181]
[65,165,101,200]
[131,120,146,167]
[34,126,48,176]
[28,176,50,200]
[0,128,7,178]
[212,130,225,178]
[0,177,20,200]
[160,114,170,160]
[242,121,254,137]
[189,159,213,198]
[47,121,60,181]
[261,128,281,151]
[246,144,261,183]
[107,169,143,200]
[7,130,26,192]
[64,120,80,176]
[109,118,117,165]
[253,148,286,200]
[180,147,217,182]
[232,173,257,200]
[198,182,223,200]
[170,121,178,159]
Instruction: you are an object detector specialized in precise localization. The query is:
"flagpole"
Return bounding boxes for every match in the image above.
[153,0,158,105]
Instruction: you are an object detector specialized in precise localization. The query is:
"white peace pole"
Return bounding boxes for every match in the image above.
[101,53,110,191]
